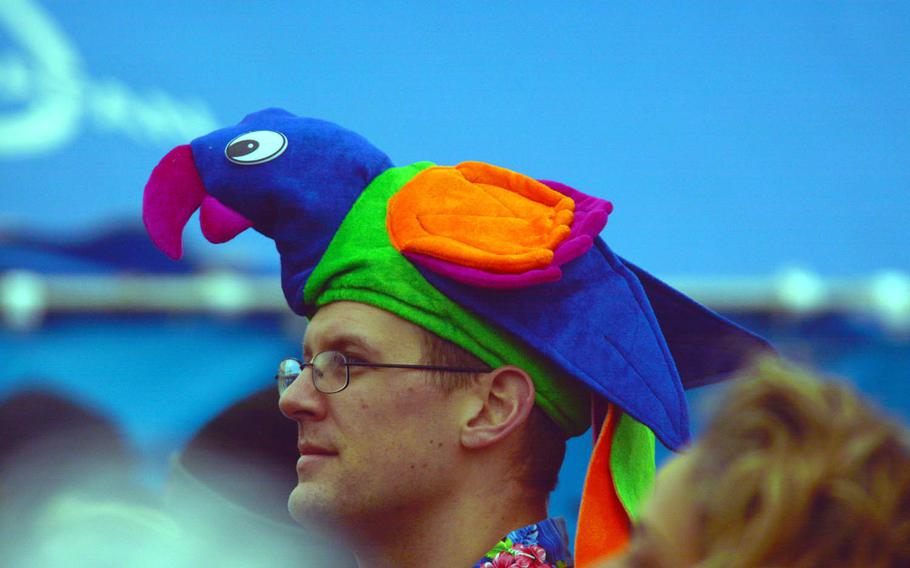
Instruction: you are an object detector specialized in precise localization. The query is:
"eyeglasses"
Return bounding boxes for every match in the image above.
[276,351,492,395]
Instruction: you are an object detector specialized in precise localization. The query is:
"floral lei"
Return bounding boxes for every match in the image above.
[475,523,570,568]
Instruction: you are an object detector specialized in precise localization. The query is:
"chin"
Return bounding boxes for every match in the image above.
[289,483,339,527]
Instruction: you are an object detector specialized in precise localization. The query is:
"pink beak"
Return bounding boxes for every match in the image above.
[142,145,252,260]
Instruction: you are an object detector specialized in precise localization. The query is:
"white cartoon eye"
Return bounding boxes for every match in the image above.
[225,130,288,165]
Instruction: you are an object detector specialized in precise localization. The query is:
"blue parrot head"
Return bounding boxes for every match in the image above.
[143,108,393,308]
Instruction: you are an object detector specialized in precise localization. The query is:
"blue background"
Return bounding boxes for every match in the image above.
[2,1,908,276]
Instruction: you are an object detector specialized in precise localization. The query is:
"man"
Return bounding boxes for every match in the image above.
[142,108,770,567]
[279,301,556,566]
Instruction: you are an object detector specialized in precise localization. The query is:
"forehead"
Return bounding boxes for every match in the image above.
[304,301,427,355]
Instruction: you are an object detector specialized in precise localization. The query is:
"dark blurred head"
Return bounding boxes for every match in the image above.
[0,387,135,497]
[175,386,299,524]
[0,385,144,563]
[169,386,355,566]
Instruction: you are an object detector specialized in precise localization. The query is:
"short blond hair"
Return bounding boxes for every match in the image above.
[690,359,910,567]
[419,329,567,494]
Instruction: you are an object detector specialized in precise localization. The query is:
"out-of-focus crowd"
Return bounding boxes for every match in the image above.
[0,386,355,567]
[2,358,908,567]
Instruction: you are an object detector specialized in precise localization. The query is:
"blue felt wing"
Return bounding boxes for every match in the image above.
[418,237,690,450]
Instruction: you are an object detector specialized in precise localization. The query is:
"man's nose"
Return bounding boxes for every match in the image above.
[278,368,328,420]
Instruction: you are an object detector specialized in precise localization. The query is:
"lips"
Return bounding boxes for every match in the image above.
[298,443,337,456]
[296,443,337,474]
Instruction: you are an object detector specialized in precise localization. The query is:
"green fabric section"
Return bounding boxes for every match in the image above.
[610,413,656,521]
[304,162,590,436]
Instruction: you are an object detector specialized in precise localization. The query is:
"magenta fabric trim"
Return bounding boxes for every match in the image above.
[200,195,253,244]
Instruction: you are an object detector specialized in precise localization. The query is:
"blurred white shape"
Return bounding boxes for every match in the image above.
[10,489,340,568]
[870,270,910,331]
[1,269,46,329]
[0,0,217,159]
[28,494,183,568]
[1,455,348,567]
[775,266,827,313]
[198,270,253,315]
[0,0,82,157]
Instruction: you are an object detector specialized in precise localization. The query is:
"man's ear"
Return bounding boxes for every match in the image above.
[460,366,536,450]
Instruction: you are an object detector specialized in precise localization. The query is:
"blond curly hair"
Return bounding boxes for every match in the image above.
[689,359,910,567]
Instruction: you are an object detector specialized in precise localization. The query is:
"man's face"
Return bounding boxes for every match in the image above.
[279,301,466,529]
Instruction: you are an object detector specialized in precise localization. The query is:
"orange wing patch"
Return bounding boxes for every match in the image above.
[386,162,575,274]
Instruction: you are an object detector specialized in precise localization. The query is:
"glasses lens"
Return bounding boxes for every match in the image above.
[276,358,302,395]
[313,351,348,393]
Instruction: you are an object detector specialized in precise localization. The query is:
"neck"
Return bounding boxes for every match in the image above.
[346,483,548,568]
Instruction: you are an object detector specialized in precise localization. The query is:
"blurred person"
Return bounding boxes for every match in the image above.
[166,386,355,566]
[0,387,154,566]
[173,386,302,524]
[0,387,351,567]
[141,109,771,567]
[603,359,910,568]
[0,388,143,519]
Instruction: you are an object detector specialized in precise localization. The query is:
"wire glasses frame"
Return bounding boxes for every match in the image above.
[276,351,493,395]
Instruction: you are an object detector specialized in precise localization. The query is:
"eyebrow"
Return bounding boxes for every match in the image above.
[303,332,382,360]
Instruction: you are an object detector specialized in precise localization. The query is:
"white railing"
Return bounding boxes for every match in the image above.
[2,268,909,332]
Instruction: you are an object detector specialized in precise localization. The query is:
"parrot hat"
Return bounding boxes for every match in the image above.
[142,108,771,565]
